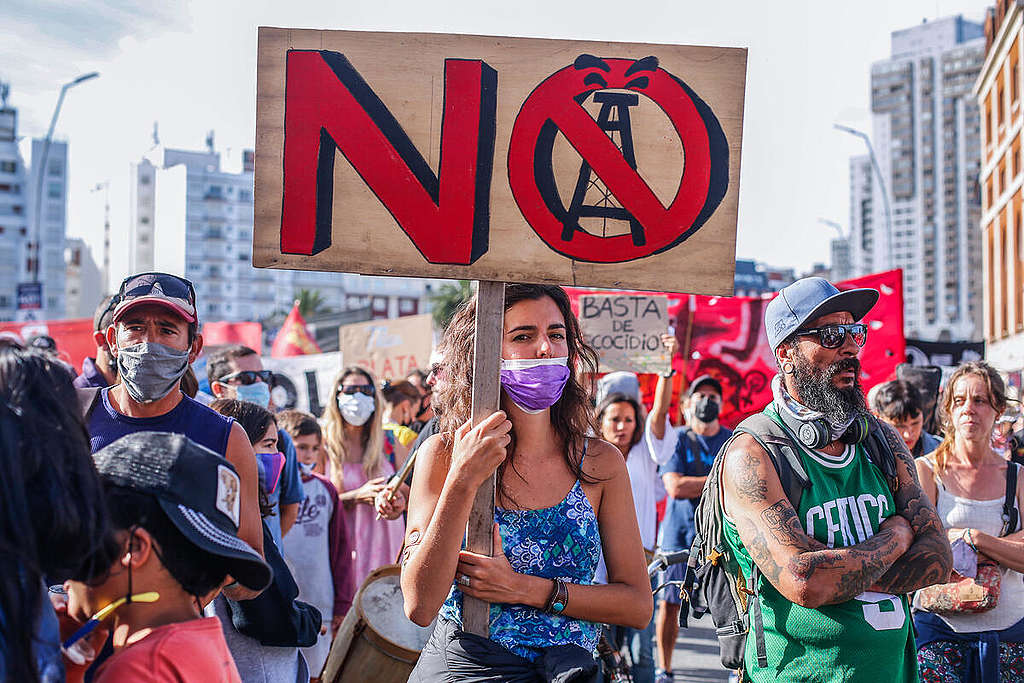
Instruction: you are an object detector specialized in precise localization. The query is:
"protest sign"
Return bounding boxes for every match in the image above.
[263,352,342,417]
[578,294,670,373]
[338,314,433,380]
[254,28,746,296]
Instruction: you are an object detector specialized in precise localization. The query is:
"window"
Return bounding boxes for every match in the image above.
[47,182,61,199]
[47,160,62,177]
[0,161,15,174]
[1014,61,1021,105]
[140,216,150,225]
[139,174,151,185]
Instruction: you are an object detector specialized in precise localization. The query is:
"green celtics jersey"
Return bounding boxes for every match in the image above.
[721,405,918,683]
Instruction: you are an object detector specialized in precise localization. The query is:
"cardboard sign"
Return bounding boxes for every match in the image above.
[338,314,434,380]
[255,29,746,295]
[262,351,342,417]
[578,294,670,373]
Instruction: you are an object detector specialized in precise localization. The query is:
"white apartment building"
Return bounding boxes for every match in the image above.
[848,16,985,342]
[137,143,442,323]
[29,138,68,318]
[0,99,28,321]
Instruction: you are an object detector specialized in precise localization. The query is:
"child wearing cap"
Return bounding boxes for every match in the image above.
[277,409,355,680]
[63,431,272,682]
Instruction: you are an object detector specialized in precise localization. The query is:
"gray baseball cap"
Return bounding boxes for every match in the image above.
[764,277,878,351]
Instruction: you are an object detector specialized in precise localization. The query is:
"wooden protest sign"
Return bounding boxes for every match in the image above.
[255,28,746,295]
[255,28,746,636]
[338,314,433,379]
[579,294,670,374]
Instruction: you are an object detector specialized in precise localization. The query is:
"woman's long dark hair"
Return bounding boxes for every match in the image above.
[0,348,112,683]
[435,284,600,506]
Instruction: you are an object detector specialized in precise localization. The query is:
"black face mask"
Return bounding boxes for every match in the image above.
[693,396,720,423]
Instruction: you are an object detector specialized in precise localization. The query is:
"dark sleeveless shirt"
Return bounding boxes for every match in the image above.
[88,387,233,455]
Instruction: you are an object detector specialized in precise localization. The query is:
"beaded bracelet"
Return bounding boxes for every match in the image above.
[964,528,979,553]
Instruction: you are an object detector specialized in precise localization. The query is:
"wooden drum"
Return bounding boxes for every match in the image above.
[321,565,435,683]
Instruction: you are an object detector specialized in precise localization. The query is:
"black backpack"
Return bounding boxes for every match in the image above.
[680,411,899,670]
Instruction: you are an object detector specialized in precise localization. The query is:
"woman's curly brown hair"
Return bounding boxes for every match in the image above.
[433,284,599,506]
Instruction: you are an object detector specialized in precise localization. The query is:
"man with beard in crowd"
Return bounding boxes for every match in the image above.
[718,277,951,682]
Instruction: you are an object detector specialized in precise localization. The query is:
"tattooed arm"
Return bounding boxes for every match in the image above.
[722,434,915,608]
[868,424,952,593]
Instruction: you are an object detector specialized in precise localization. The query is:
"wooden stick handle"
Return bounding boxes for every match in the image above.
[463,280,505,636]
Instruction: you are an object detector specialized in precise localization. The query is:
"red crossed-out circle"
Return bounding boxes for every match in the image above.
[508,58,717,263]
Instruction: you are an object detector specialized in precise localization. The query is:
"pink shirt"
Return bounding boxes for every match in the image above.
[342,461,406,587]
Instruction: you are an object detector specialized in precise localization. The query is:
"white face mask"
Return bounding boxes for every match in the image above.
[337,392,376,426]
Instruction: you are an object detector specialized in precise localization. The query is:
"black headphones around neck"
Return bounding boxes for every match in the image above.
[775,406,871,451]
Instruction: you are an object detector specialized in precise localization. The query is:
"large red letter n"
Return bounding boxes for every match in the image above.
[280,50,497,264]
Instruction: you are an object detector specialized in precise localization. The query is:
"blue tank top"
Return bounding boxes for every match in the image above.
[439,479,603,661]
[88,387,234,456]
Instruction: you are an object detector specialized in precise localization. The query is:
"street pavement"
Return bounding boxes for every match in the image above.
[670,615,731,683]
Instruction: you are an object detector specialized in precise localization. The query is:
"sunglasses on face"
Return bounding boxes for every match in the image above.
[219,370,274,386]
[339,385,374,396]
[795,323,868,349]
[118,272,197,303]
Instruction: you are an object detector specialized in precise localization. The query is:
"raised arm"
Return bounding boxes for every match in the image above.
[869,424,953,593]
[722,434,914,608]
[400,413,511,626]
[648,333,678,441]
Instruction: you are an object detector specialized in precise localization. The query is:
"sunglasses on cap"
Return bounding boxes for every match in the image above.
[218,370,274,386]
[795,323,868,349]
[118,272,196,304]
[339,385,374,396]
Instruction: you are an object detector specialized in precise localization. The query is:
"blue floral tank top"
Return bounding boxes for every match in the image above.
[439,478,603,661]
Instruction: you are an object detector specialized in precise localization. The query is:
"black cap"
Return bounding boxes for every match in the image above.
[687,374,722,398]
[93,432,271,592]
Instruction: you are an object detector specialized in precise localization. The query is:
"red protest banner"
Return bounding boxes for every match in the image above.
[202,322,263,353]
[567,269,905,428]
[0,318,95,371]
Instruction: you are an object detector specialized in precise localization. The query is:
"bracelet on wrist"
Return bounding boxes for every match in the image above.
[543,578,568,614]
[964,528,978,553]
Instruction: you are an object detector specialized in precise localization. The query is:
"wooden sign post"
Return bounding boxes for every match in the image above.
[254,27,747,637]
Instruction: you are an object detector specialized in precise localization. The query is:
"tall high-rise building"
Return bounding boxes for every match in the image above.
[136,142,443,323]
[978,0,1024,376]
[0,88,69,321]
[847,16,985,341]
[65,237,102,319]
[0,90,28,321]
[29,138,68,318]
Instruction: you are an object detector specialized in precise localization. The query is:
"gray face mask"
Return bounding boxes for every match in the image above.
[116,341,191,404]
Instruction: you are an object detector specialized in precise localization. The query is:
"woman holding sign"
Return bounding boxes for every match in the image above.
[401,283,652,680]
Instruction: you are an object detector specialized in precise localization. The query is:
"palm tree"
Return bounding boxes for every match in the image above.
[430,280,474,329]
[295,289,329,318]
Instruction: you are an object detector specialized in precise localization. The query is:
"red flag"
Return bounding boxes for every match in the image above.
[0,317,95,371]
[202,321,263,352]
[566,269,905,429]
[270,302,321,358]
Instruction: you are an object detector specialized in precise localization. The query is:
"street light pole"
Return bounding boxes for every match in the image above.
[817,217,844,238]
[834,123,893,270]
[30,72,99,287]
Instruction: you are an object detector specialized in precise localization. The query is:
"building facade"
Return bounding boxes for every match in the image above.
[138,143,442,323]
[29,138,68,319]
[978,0,1024,375]
[848,16,985,341]
[64,237,102,319]
[0,95,28,321]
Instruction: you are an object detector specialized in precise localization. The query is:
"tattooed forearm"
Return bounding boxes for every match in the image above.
[872,535,951,592]
[760,501,825,550]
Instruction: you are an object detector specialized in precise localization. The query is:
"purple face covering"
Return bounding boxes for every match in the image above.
[500,357,571,414]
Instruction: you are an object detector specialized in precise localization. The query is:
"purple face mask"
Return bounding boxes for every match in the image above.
[500,357,571,414]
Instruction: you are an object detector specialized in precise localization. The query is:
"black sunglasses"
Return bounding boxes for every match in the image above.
[339,385,374,397]
[219,370,274,386]
[795,323,868,349]
[118,272,196,305]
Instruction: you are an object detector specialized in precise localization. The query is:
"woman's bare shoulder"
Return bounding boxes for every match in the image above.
[581,437,628,480]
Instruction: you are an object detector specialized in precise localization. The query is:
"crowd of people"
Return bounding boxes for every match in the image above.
[1,270,1022,683]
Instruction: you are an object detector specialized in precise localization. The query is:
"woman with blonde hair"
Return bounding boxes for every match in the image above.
[401,283,652,679]
[322,365,405,586]
[913,360,1024,682]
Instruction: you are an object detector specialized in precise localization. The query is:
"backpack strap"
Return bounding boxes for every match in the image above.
[748,564,768,668]
[863,417,900,495]
[76,387,101,422]
[1002,463,1019,537]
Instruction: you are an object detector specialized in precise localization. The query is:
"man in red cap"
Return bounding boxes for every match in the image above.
[84,272,265,598]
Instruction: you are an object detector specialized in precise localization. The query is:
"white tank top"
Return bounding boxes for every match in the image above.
[914,458,1024,632]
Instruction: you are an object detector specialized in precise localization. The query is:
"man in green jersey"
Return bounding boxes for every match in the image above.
[720,277,952,682]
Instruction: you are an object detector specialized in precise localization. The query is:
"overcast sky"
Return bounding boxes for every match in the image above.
[0,0,995,286]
